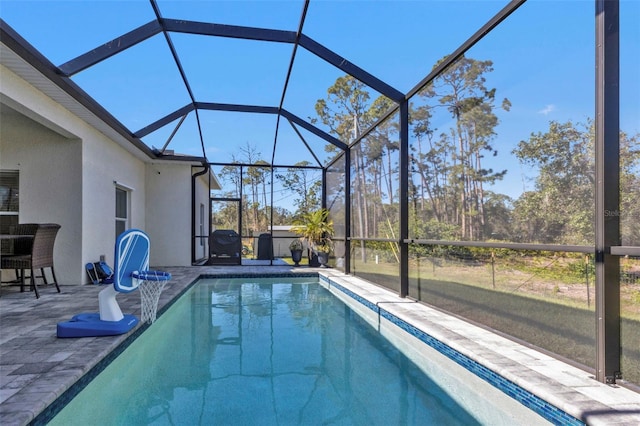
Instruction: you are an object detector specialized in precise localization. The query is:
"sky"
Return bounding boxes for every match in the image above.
[1,0,639,202]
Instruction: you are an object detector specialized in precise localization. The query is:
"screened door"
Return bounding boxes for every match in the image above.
[209,198,243,264]
[211,198,241,234]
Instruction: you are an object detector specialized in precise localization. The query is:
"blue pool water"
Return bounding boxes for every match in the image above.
[50,277,545,425]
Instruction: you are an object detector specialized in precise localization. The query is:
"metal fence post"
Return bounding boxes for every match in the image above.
[595,0,621,384]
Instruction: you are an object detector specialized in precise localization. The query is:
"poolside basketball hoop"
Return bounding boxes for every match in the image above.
[133,270,171,323]
[57,229,170,337]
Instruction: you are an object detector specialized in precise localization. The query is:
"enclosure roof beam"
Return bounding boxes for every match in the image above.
[151,0,208,159]
[196,102,280,114]
[133,104,195,138]
[52,13,396,155]
[0,19,157,159]
[272,0,310,166]
[287,119,323,168]
[58,19,400,105]
[58,20,162,76]
[135,101,346,151]
[134,102,281,138]
[208,161,322,170]
[162,18,297,43]
[406,0,526,100]
[298,34,403,103]
[280,109,346,150]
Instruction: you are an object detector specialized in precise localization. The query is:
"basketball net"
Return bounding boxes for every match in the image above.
[139,277,168,324]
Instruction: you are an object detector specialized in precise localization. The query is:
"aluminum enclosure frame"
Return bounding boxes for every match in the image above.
[0,0,633,386]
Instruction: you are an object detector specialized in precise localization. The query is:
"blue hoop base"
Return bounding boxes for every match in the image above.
[57,313,138,338]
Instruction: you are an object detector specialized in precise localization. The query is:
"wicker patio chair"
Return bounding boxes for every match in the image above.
[1,223,61,298]
[10,223,39,256]
[1,223,38,285]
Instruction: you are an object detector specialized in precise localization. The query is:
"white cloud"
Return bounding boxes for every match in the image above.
[538,104,556,115]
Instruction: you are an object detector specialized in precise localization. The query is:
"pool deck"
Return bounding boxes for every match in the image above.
[1,264,639,425]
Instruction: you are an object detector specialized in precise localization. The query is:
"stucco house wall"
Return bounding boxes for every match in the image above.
[145,162,211,267]
[81,131,147,272]
[1,62,202,284]
[0,105,83,285]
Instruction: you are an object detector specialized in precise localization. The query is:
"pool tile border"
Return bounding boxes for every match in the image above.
[320,274,585,426]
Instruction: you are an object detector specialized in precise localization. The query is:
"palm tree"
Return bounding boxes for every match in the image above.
[291,208,334,266]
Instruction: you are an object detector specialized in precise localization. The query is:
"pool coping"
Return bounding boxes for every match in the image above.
[1,266,639,425]
[316,271,640,426]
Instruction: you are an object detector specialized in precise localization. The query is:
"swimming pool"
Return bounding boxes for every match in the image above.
[49,277,551,425]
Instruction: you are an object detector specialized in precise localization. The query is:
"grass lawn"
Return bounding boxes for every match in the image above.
[279,256,310,266]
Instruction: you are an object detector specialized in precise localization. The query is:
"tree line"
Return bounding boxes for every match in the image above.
[214,143,322,237]
[212,55,639,249]
[314,56,640,247]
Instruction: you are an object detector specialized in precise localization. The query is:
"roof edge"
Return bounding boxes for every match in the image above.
[0,19,159,161]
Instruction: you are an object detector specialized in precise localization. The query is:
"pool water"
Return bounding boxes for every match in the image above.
[50,278,544,425]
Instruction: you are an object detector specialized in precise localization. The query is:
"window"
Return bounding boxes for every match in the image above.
[115,187,128,239]
[200,203,205,247]
[0,170,19,234]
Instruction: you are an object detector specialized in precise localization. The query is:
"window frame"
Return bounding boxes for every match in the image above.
[115,185,130,239]
[0,170,20,234]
